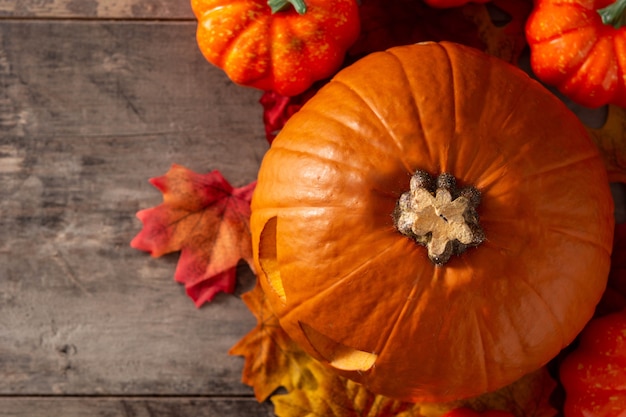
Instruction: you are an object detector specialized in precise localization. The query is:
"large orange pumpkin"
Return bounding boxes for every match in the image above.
[250,42,615,403]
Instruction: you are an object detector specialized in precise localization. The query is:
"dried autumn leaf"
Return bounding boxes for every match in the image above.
[464,0,533,64]
[131,164,256,307]
[271,371,427,417]
[229,282,315,402]
[586,105,626,184]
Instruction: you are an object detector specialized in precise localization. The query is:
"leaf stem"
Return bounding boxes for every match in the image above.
[267,0,307,14]
[598,0,626,29]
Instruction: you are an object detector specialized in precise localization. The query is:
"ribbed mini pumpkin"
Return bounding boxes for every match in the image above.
[250,41,615,403]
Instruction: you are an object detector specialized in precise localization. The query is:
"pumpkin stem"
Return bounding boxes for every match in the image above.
[393,171,484,266]
[267,0,307,14]
[598,0,626,29]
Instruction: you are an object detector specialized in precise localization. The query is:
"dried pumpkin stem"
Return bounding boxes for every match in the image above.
[393,171,484,266]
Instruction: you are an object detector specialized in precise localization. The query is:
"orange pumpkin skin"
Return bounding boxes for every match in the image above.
[250,42,614,403]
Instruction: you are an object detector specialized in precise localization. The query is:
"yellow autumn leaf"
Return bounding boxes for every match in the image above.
[271,364,427,417]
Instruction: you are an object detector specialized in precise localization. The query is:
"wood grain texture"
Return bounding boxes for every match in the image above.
[0,16,269,405]
[2,1,625,416]
[0,0,194,19]
[0,397,274,417]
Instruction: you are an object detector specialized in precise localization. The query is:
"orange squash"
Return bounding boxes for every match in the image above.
[250,42,615,403]
[190,0,360,96]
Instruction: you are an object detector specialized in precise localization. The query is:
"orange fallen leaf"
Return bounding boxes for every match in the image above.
[586,105,626,184]
[131,164,256,307]
[229,282,313,402]
[231,283,558,417]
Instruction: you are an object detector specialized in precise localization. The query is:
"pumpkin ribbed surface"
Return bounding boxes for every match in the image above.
[250,41,614,402]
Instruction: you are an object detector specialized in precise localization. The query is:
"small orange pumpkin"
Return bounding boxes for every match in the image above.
[250,42,614,403]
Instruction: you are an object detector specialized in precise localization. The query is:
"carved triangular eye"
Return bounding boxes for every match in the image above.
[300,322,377,372]
[258,216,286,303]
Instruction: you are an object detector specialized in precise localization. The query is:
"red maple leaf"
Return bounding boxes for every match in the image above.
[131,164,256,307]
[260,87,320,144]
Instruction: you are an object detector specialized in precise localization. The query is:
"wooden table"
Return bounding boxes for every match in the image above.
[0,1,273,415]
[3,3,626,417]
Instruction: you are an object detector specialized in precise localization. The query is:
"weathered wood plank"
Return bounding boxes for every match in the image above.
[0,19,268,396]
[0,0,194,19]
[0,397,274,417]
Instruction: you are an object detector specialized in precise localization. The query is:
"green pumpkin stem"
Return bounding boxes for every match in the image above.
[598,0,626,29]
[267,0,307,14]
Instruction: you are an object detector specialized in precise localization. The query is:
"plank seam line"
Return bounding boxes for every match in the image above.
[0,395,258,399]
[0,17,196,22]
